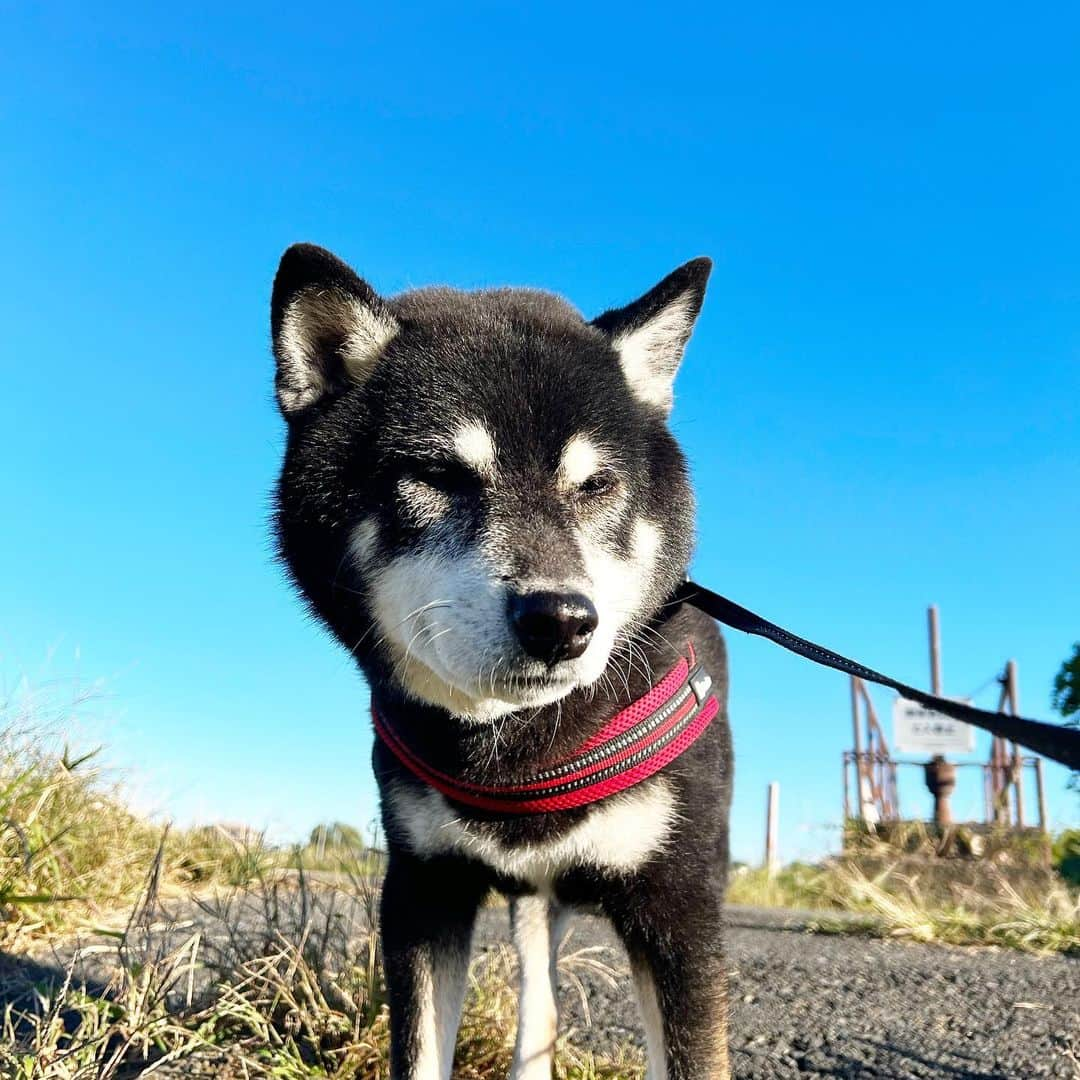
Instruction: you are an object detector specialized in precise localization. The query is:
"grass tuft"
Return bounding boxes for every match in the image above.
[0,683,275,945]
[0,684,640,1077]
[729,858,1080,955]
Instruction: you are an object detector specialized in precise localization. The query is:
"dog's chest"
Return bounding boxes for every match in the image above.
[386,778,678,889]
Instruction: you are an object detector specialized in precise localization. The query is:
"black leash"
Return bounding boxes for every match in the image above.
[674,580,1080,771]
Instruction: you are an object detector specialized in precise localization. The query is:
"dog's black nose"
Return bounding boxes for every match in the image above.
[509,591,599,663]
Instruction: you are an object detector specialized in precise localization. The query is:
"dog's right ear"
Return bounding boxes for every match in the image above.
[270,244,399,417]
[592,258,711,414]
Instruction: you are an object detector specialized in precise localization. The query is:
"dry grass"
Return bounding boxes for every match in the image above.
[0,683,642,1078]
[728,858,1080,955]
[0,681,278,948]
[0,854,643,1079]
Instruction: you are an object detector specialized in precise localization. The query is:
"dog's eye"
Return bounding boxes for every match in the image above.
[410,461,478,495]
[576,470,618,499]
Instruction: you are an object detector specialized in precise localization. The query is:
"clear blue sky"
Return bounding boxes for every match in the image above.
[3,3,1077,863]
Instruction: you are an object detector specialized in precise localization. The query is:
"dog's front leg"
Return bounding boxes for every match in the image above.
[510,895,568,1080]
[607,880,730,1080]
[380,852,487,1080]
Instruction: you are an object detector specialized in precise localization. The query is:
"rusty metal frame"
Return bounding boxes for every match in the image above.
[842,664,1048,832]
[985,660,1047,830]
[845,676,900,824]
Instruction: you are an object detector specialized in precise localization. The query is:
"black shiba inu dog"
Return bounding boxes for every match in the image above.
[271,243,733,1079]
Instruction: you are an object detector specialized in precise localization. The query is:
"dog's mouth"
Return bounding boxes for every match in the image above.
[460,660,579,698]
[450,657,595,715]
[497,667,578,690]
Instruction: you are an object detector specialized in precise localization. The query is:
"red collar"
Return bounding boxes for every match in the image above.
[372,644,719,815]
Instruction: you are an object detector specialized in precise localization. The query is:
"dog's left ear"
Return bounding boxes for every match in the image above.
[592,257,712,413]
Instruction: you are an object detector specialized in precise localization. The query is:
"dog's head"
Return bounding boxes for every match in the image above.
[272,245,709,720]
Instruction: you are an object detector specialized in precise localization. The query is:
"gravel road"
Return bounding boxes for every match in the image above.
[474,904,1080,1079]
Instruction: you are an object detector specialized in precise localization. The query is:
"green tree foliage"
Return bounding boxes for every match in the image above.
[1052,643,1080,720]
[308,820,366,851]
[1052,644,1080,795]
[1053,828,1080,885]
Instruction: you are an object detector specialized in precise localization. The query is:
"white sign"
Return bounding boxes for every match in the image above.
[892,697,975,754]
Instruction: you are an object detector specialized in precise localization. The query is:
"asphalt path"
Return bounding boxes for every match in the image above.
[7,896,1078,1078]
[473,905,1079,1079]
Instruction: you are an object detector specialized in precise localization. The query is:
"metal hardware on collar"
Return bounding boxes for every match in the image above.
[689,665,713,705]
[373,645,719,815]
[673,579,1080,771]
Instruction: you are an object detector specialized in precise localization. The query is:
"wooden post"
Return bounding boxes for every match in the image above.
[1005,660,1025,827]
[993,735,1010,826]
[1034,758,1048,833]
[765,782,779,876]
[928,605,943,695]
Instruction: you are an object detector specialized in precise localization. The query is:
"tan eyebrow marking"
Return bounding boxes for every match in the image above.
[452,421,497,477]
[558,433,603,488]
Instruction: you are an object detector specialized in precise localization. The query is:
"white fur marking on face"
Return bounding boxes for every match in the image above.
[631,518,662,574]
[511,897,564,1080]
[360,545,526,719]
[632,964,669,1080]
[612,295,694,412]
[397,478,452,527]
[277,289,398,413]
[571,517,662,687]
[453,421,497,476]
[349,517,379,566]
[389,777,679,887]
[558,433,602,488]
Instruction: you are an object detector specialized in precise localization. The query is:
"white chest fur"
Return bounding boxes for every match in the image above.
[387,778,679,889]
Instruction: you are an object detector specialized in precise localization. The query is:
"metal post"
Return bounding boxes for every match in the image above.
[925,755,956,827]
[923,605,954,828]
[928,604,943,695]
[850,677,864,821]
[765,782,779,876]
[1034,758,1048,833]
[1005,660,1025,826]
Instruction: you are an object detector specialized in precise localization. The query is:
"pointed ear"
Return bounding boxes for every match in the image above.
[592,257,712,413]
[270,243,399,416]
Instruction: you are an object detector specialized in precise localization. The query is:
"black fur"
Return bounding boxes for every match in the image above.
[271,244,733,1079]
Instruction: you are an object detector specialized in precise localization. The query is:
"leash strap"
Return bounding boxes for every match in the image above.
[674,580,1080,770]
[374,646,719,814]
